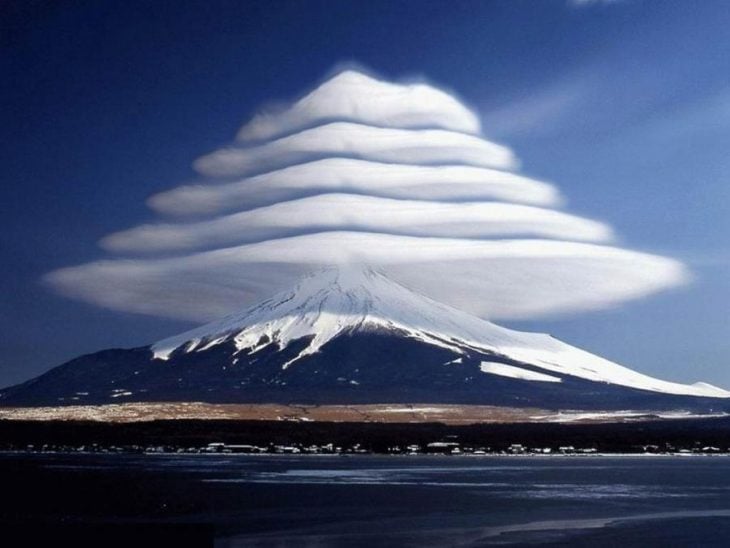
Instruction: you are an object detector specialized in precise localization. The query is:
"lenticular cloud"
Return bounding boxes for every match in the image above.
[45,69,689,322]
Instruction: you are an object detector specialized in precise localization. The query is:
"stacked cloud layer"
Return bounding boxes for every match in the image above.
[46,70,689,322]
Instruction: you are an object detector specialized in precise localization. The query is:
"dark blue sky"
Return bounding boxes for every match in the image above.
[2,0,729,387]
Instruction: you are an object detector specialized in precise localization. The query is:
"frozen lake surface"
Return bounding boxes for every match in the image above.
[3,453,730,546]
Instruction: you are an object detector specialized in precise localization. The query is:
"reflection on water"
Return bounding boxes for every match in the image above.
[3,453,730,546]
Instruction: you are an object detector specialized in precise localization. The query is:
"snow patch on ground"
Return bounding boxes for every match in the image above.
[531,410,730,423]
[382,406,458,413]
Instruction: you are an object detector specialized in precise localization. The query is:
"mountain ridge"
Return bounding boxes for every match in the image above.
[2,268,728,409]
[152,267,728,399]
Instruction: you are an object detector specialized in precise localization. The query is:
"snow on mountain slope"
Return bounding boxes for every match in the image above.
[152,267,729,399]
[480,362,562,383]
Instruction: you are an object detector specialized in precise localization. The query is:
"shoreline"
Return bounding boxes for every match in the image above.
[2,449,730,458]
[2,414,729,456]
[0,401,726,424]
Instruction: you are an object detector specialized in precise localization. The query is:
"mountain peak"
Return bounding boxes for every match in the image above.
[151,266,480,367]
[4,269,728,409]
[149,269,729,399]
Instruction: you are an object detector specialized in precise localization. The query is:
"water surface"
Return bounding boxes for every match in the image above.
[3,453,730,546]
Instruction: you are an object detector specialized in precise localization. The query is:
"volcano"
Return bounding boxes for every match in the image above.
[2,268,728,412]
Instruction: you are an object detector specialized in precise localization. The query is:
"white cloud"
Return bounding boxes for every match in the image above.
[47,232,688,322]
[149,158,560,216]
[102,194,613,253]
[194,122,517,178]
[46,69,689,324]
[483,76,593,138]
[568,0,622,7]
[236,69,481,142]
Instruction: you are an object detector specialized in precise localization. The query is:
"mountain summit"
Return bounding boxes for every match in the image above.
[2,268,727,410]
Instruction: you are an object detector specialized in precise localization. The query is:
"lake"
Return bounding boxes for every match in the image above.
[3,453,730,546]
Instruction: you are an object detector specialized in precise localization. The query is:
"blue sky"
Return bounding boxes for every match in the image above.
[1,0,729,387]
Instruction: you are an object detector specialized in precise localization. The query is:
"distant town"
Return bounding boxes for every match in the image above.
[4,439,729,457]
[3,414,730,457]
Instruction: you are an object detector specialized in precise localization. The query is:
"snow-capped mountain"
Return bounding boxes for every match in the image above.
[2,268,728,409]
